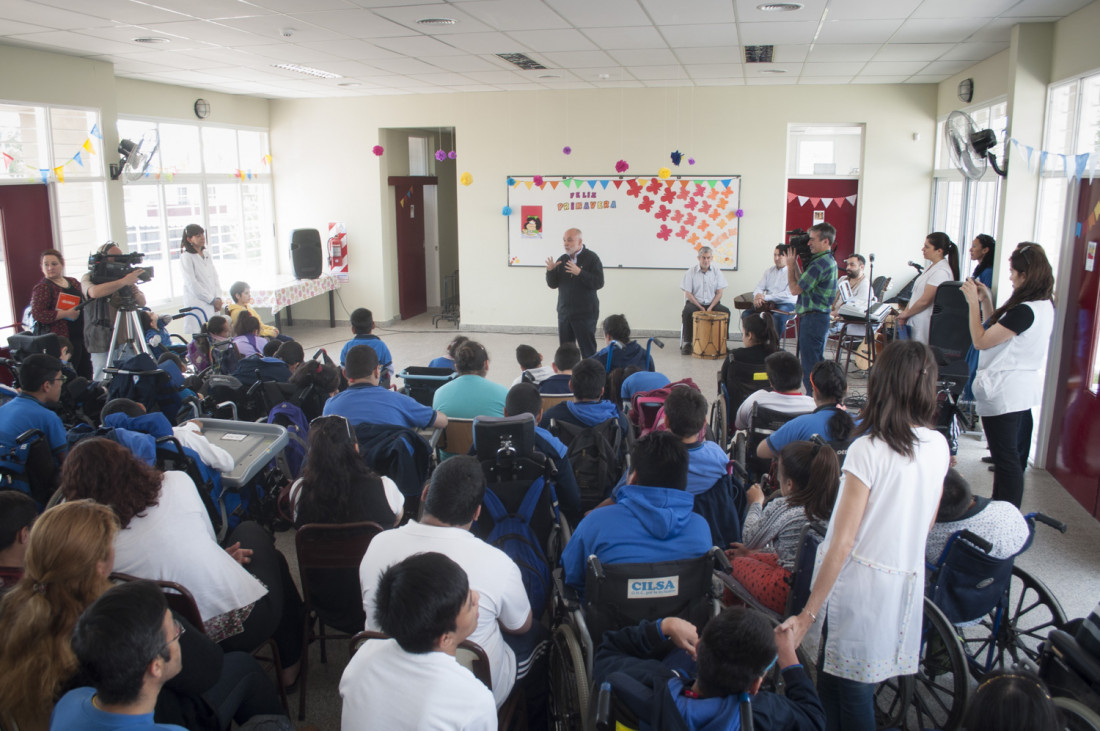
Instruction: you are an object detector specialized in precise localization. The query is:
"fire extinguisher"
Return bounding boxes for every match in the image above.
[328,232,345,269]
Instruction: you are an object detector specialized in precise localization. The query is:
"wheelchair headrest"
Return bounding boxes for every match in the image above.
[7,333,61,360]
[473,414,537,462]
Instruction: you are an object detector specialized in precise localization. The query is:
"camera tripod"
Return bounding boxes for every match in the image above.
[103,300,151,377]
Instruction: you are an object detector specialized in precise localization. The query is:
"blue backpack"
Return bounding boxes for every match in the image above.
[481,477,553,617]
[267,401,309,479]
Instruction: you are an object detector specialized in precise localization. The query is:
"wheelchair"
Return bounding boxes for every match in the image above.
[0,428,59,508]
[1038,625,1100,729]
[729,402,813,485]
[549,548,729,731]
[711,353,770,451]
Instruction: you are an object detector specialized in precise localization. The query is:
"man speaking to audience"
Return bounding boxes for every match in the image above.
[546,228,604,359]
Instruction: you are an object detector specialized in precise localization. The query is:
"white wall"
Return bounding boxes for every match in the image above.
[271,83,938,331]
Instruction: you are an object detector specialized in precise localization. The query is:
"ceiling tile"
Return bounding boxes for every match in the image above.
[459,68,529,83]
[630,65,688,80]
[593,78,644,87]
[440,31,528,53]
[919,59,971,75]
[545,0,651,28]
[1001,0,1092,16]
[746,75,797,84]
[296,38,402,60]
[542,49,616,68]
[904,75,946,82]
[799,76,854,84]
[640,79,690,87]
[638,0,735,26]
[801,61,865,76]
[860,60,928,75]
[772,44,809,62]
[871,42,953,61]
[407,72,473,85]
[217,15,344,43]
[822,0,921,20]
[694,77,745,85]
[743,61,803,76]
[458,0,570,31]
[582,26,666,50]
[507,29,595,52]
[129,0,276,20]
[0,18,51,35]
[0,0,118,29]
[74,24,204,49]
[890,18,986,43]
[493,82,545,90]
[448,84,501,92]
[287,9,411,37]
[246,0,356,11]
[685,63,744,78]
[239,43,343,63]
[734,0,828,22]
[570,66,634,80]
[367,56,447,74]
[369,4,493,34]
[936,42,1009,61]
[910,0,1017,19]
[299,59,383,76]
[608,48,677,65]
[137,19,272,46]
[106,48,233,70]
[539,80,596,89]
[674,46,741,64]
[965,17,1041,43]
[6,30,141,55]
[806,43,880,61]
[517,68,579,81]
[815,19,903,43]
[850,75,911,83]
[738,20,820,45]
[104,57,174,74]
[424,54,503,72]
[659,23,738,47]
[371,35,468,56]
[36,0,187,24]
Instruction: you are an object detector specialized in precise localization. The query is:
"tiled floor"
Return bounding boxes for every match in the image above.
[276,314,1100,729]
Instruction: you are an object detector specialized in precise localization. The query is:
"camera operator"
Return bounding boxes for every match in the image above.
[82,242,146,380]
[785,222,838,393]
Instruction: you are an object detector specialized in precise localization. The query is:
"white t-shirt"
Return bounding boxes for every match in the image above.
[359,521,531,706]
[925,499,1029,564]
[735,390,815,430]
[112,471,267,622]
[340,637,496,731]
[172,422,235,473]
[907,259,954,344]
[816,428,948,683]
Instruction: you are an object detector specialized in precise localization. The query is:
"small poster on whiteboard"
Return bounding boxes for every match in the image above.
[328,222,348,282]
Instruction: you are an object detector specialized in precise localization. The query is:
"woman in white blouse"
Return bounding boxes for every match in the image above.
[779,340,949,731]
[180,223,223,335]
[896,232,960,343]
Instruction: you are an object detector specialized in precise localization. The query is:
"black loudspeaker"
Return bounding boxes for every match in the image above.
[928,281,972,380]
[290,228,323,279]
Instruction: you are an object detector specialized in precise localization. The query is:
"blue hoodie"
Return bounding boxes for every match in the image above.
[562,483,712,591]
[101,411,173,466]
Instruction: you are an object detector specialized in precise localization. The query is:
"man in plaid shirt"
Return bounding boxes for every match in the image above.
[785,223,838,392]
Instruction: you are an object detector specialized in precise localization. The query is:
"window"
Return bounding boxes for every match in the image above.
[931,100,1006,271]
[787,125,863,177]
[117,118,275,305]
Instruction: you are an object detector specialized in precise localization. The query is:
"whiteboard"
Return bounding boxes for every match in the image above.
[506,174,741,270]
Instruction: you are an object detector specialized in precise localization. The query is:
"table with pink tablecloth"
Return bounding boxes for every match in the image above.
[248,273,340,328]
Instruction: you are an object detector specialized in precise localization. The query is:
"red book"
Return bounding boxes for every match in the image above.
[56,292,80,310]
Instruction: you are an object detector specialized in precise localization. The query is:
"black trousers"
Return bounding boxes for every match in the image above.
[558,316,598,359]
[982,409,1032,508]
[681,302,731,344]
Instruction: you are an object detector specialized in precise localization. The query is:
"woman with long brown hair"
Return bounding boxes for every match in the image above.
[0,500,116,730]
[779,340,950,731]
[60,438,304,688]
[962,242,1055,507]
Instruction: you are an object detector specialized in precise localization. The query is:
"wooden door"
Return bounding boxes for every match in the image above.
[0,184,54,326]
[389,176,436,320]
[1046,180,1100,519]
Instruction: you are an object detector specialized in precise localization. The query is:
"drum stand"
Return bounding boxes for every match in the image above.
[104,301,151,378]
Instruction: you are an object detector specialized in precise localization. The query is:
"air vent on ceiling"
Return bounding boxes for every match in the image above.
[417,17,457,25]
[272,63,342,79]
[497,53,547,70]
[133,37,170,44]
[745,45,774,63]
[757,2,804,10]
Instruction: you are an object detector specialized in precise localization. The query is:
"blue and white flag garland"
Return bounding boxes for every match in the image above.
[1008,138,1100,181]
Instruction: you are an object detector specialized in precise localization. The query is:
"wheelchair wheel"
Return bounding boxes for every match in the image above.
[959,565,1067,678]
[1055,697,1100,731]
[550,623,591,731]
[709,397,728,450]
[874,598,969,731]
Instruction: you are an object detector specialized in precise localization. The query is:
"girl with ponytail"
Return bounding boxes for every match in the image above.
[897,231,960,343]
[725,438,840,614]
[757,360,855,459]
[720,311,781,420]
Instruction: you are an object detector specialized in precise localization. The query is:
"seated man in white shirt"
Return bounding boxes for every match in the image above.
[734,351,815,430]
[680,246,731,355]
[742,244,797,336]
[341,552,496,731]
[359,455,537,711]
[830,254,877,335]
[926,468,1029,564]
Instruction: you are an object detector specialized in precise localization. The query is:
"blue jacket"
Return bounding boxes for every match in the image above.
[341,334,394,374]
[562,484,712,591]
[541,399,630,436]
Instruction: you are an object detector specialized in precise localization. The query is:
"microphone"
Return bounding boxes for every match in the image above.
[869,253,875,263]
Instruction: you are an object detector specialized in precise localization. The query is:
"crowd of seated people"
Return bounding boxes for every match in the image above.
[1,233,1069,731]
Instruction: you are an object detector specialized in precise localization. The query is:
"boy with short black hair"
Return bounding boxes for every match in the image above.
[734,350,815,429]
[592,607,824,731]
[0,491,37,595]
[513,344,554,387]
[340,308,394,382]
[539,357,629,435]
[540,343,581,395]
[595,314,653,371]
[663,386,729,496]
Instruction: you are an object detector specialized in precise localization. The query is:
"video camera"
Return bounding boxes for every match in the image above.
[785,228,812,267]
[88,249,153,285]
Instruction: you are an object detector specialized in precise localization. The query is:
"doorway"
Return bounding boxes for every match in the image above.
[388,176,435,320]
[0,184,54,327]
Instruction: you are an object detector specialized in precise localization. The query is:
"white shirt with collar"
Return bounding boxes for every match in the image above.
[753,266,797,307]
[681,264,728,306]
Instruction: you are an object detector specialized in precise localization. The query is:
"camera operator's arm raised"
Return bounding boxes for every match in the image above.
[84,268,146,305]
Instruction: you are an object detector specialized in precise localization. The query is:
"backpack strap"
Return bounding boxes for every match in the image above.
[482,487,508,522]
[516,475,546,522]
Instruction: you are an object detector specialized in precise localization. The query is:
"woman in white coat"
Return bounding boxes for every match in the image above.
[180,223,223,335]
[779,340,949,731]
[896,232,960,343]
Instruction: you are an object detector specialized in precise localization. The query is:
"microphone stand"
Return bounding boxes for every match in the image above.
[863,253,876,371]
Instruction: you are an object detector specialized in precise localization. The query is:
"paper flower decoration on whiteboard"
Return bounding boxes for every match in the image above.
[460,171,473,186]
[502,206,512,216]
[372,145,384,156]
[533,175,544,186]
[658,167,671,179]
[435,149,447,162]
[615,159,629,173]
[735,209,744,217]
[670,150,683,166]
[563,146,572,155]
